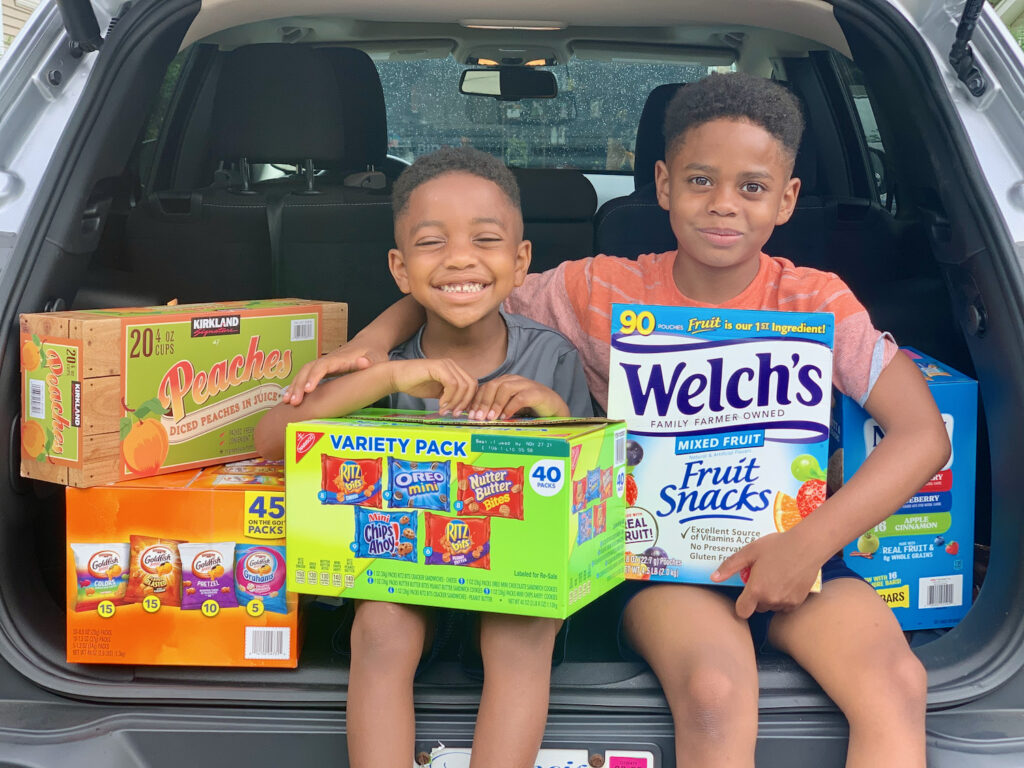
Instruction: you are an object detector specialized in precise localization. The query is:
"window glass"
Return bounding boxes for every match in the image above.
[833,56,893,211]
[137,49,189,186]
[373,55,715,172]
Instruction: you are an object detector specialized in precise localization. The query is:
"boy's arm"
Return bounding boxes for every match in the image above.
[257,358,478,459]
[712,352,950,618]
[286,296,426,405]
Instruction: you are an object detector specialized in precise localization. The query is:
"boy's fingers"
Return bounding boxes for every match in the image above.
[734,587,758,620]
[710,546,751,582]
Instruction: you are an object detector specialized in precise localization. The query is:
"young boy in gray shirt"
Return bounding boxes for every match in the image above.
[255,146,591,768]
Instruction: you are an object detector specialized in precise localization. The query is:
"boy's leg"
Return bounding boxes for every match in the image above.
[469,613,563,768]
[623,583,759,768]
[767,577,927,768]
[347,600,431,768]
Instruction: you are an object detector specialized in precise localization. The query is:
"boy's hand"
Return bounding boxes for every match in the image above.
[710,532,823,618]
[467,375,570,421]
[388,358,478,416]
[284,342,386,405]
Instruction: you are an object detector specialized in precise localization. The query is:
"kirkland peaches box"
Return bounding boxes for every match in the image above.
[66,460,300,667]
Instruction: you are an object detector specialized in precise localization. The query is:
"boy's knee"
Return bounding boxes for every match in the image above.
[350,602,426,664]
[667,666,757,736]
[847,648,927,722]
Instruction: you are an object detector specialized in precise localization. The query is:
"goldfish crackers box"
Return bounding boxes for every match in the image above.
[832,348,977,630]
[66,460,300,666]
[21,298,347,487]
[608,305,834,585]
[285,411,627,619]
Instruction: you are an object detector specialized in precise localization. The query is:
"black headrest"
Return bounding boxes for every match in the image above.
[634,83,684,190]
[213,44,345,163]
[512,168,597,221]
[323,47,388,172]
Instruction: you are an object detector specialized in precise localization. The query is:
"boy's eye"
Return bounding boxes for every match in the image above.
[689,176,712,186]
[415,237,444,248]
[741,182,765,194]
[475,235,503,244]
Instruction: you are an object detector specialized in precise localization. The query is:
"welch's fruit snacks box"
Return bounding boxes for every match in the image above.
[285,410,626,619]
[608,305,833,586]
[832,348,977,630]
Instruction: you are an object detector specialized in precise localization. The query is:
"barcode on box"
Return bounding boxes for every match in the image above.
[245,627,290,660]
[291,318,315,342]
[28,379,44,419]
[615,430,626,466]
[919,574,962,609]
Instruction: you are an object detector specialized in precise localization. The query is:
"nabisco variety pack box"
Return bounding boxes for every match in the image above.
[21,298,346,487]
[607,305,834,585]
[66,460,299,666]
[285,411,626,619]
[832,348,977,630]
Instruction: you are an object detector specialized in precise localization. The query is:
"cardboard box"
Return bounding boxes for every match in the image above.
[21,298,347,487]
[285,411,627,619]
[607,305,834,586]
[66,461,300,666]
[832,348,977,630]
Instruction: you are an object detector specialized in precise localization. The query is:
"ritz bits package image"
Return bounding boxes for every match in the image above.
[607,304,834,586]
[832,348,978,630]
[285,410,627,619]
[66,460,299,666]
[21,298,346,487]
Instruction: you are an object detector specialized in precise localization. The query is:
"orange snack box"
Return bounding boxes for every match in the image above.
[66,462,299,667]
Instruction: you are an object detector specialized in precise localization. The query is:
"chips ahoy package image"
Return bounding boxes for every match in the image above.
[286,411,627,619]
[608,305,834,586]
[832,348,977,630]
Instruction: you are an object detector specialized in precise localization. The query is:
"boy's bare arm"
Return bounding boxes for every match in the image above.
[713,352,950,618]
[286,296,426,405]
[256,358,477,459]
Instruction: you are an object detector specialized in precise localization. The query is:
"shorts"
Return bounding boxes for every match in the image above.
[617,554,863,661]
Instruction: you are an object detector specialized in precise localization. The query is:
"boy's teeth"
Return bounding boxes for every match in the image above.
[440,283,483,293]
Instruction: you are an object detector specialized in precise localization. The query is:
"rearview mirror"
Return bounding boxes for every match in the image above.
[459,68,558,100]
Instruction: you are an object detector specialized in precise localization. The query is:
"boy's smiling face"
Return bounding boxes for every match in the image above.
[388,171,530,330]
[655,117,801,303]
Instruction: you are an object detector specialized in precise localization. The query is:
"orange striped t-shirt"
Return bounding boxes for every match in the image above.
[504,251,896,410]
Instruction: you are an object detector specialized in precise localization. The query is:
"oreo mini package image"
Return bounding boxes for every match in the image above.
[353,508,418,562]
[126,535,183,607]
[455,463,524,520]
[586,467,601,504]
[386,458,449,511]
[235,544,287,614]
[424,512,490,569]
[319,455,382,506]
[70,543,130,612]
[178,542,238,610]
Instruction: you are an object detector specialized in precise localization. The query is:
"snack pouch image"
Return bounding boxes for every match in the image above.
[125,535,183,606]
[234,544,287,614]
[600,468,613,500]
[385,458,450,511]
[70,542,130,612]
[573,478,587,513]
[319,456,382,506]
[578,507,595,545]
[594,502,607,536]
[424,512,491,568]
[454,463,524,519]
[586,467,602,504]
[178,541,239,610]
[352,507,418,562]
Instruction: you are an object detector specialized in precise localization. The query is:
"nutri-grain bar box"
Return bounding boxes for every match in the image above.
[285,410,626,619]
[21,298,346,487]
[832,348,977,630]
[608,305,834,586]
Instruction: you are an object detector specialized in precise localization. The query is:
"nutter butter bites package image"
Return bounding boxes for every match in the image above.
[66,463,299,667]
[833,348,977,630]
[285,411,627,619]
[21,298,346,487]
[608,305,834,586]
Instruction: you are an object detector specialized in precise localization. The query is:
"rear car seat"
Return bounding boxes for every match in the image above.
[511,167,597,273]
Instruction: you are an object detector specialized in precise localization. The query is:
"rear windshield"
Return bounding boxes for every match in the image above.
[373,55,716,172]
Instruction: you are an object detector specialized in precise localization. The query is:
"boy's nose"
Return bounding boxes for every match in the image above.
[707,187,740,216]
[443,239,479,266]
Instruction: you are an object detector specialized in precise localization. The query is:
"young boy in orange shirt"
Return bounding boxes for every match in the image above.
[257,146,591,768]
[287,73,949,767]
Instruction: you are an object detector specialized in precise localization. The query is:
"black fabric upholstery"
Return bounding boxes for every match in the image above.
[633,83,684,190]
[512,168,598,272]
[213,44,346,163]
[324,47,388,173]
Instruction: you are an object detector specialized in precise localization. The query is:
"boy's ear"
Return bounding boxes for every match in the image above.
[774,176,802,226]
[512,239,532,287]
[654,160,671,212]
[388,248,413,295]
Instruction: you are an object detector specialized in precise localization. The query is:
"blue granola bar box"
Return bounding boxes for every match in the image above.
[832,348,977,630]
[608,305,834,586]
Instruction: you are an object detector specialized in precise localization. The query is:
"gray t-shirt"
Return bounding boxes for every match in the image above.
[388,310,593,417]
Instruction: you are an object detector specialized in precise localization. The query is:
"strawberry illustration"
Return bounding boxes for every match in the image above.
[625,474,638,506]
[945,541,959,555]
[796,479,827,518]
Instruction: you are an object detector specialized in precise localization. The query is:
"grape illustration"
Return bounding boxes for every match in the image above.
[626,439,644,468]
[791,453,825,482]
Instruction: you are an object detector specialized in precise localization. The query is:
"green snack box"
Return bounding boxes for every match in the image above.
[285,410,627,618]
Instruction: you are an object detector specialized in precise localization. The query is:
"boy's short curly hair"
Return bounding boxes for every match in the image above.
[663,72,805,167]
[392,146,521,223]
